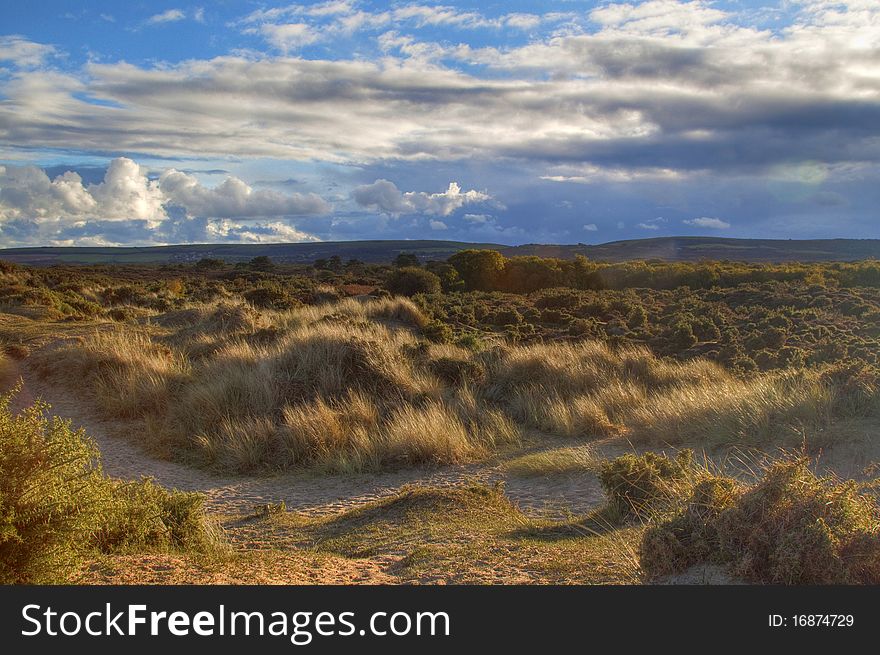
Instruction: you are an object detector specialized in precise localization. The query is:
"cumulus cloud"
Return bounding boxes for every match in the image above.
[0,158,162,223]
[583,223,598,231]
[205,219,320,243]
[158,169,330,217]
[683,216,731,229]
[353,180,492,216]
[0,158,330,244]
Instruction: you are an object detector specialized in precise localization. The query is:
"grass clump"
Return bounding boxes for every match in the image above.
[0,391,217,583]
[640,457,880,583]
[484,340,834,445]
[599,450,696,519]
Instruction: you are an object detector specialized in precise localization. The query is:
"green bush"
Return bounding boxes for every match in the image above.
[640,458,880,583]
[0,392,215,583]
[385,267,442,297]
[422,320,453,344]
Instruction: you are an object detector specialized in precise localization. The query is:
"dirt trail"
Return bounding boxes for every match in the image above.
[6,358,609,519]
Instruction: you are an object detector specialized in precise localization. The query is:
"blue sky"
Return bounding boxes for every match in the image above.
[1,1,879,246]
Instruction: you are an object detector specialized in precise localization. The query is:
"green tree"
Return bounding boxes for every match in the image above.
[195,257,225,269]
[447,249,505,291]
[249,255,275,271]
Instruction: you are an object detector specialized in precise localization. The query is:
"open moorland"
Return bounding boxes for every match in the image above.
[1,249,878,584]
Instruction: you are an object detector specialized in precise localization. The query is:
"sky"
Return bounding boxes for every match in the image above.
[0,0,879,247]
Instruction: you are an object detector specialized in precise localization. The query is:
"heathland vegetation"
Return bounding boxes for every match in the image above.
[0,249,877,583]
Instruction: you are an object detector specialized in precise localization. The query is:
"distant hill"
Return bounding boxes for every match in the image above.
[504,237,880,263]
[0,240,502,266]
[1,237,879,266]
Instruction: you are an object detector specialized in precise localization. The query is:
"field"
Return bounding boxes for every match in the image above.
[1,249,878,585]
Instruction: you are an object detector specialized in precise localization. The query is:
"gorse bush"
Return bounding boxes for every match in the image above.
[639,457,880,584]
[0,391,216,583]
[0,393,104,583]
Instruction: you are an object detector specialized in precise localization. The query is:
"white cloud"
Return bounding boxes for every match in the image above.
[0,158,161,223]
[88,158,166,223]
[257,23,320,51]
[683,216,731,229]
[637,217,667,230]
[159,169,330,217]
[205,219,320,243]
[504,13,542,30]
[429,219,448,230]
[146,9,186,25]
[0,158,331,228]
[589,0,728,37]
[353,179,492,216]
[0,36,56,68]
[583,223,598,231]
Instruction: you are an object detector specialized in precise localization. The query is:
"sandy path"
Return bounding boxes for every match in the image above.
[6,358,608,519]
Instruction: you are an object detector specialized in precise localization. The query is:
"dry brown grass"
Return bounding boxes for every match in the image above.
[484,341,835,447]
[30,329,188,419]
[27,296,859,472]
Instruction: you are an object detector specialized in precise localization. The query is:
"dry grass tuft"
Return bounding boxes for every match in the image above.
[30,329,187,418]
[485,340,834,446]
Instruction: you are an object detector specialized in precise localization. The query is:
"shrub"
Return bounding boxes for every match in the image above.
[599,450,695,519]
[423,320,453,344]
[567,318,593,337]
[640,458,880,584]
[384,267,441,297]
[486,307,521,326]
[0,392,214,583]
[627,306,648,329]
[639,476,740,576]
[243,283,298,310]
[393,252,420,268]
[0,394,104,582]
[669,321,697,349]
[196,258,225,269]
